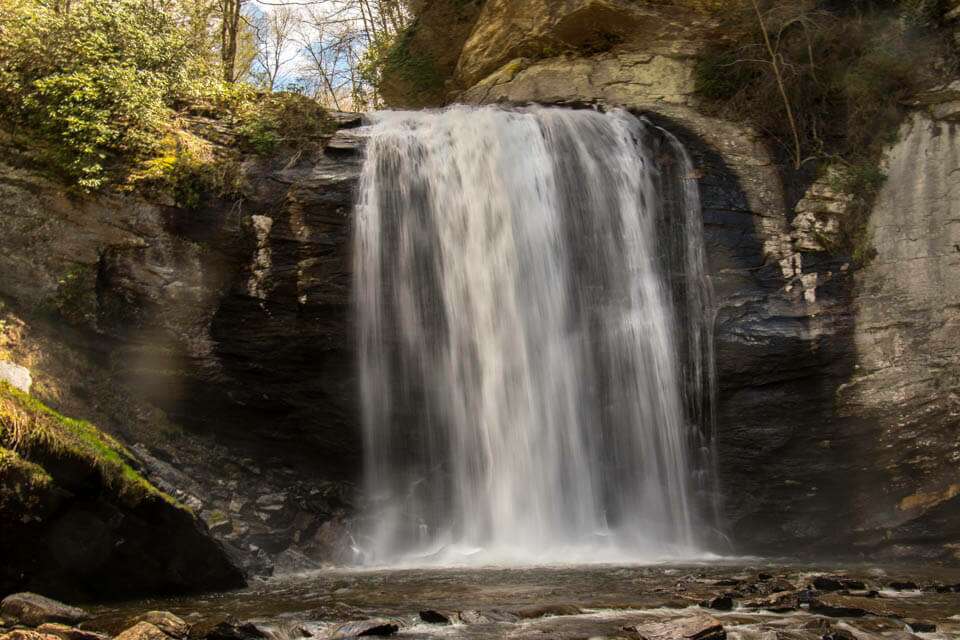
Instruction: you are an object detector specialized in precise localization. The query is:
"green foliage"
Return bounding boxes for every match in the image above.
[694,0,955,260]
[0,381,176,506]
[131,127,243,209]
[0,0,207,189]
[358,27,444,109]
[50,264,97,326]
[233,91,334,154]
[827,161,886,265]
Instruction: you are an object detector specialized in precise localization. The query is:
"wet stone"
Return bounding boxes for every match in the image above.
[456,610,519,625]
[888,581,918,591]
[904,619,936,633]
[35,625,109,640]
[132,613,189,639]
[700,595,734,611]
[115,622,172,640]
[0,595,90,628]
[327,619,399,638]
[510,604,582,619]
[812,577,866,592]
[417,611,451,625]
[635,614,725,640]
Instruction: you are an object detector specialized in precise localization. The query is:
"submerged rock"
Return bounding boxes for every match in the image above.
[635,614,725,640]
[510,604,583,619]
[0,594,89,628]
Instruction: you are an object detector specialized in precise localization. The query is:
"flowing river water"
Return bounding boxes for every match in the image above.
[85,564,960,639]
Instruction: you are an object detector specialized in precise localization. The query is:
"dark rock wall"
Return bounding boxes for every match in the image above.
[0,126,365,576]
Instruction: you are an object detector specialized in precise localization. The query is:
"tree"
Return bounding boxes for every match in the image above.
[220,0,245,82]
[254,5,298,91]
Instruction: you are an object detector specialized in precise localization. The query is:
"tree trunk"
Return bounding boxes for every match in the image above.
[221,0,242,83]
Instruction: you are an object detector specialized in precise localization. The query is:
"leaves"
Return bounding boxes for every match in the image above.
[0,0,200,189]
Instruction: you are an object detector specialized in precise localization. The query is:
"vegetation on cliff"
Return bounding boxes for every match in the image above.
[0,0,334,196]
[693,0,957,261]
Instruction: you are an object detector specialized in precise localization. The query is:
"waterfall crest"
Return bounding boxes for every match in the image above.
[354,105,716,565]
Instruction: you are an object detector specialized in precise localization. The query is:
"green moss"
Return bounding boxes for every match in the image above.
[382,28,445,96]
[0,382,178,507]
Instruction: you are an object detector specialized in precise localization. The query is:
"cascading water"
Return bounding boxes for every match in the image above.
[354,105,717,565]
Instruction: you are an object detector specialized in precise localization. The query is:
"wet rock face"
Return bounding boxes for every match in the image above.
[838,113,960,560]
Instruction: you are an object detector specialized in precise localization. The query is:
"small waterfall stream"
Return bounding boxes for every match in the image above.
[354,105,716,565]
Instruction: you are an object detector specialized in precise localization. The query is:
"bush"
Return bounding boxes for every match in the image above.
[232,90,334,154]
[0,0,208,189]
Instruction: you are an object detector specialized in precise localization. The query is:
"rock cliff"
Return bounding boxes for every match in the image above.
[0,115,365,577]
[378,0,960,562]
[0,0,958,577]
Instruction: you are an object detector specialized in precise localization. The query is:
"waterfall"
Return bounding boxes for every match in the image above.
[353,105,716,565]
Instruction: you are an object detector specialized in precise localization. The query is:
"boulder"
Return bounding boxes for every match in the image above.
[813,577,869,592]
[327,620,399,638]
[417,611,451,625]
[887,581,918,591]
[36,625,109,640]
[191,621,266,640]
[0,631,61,640]
[700,595,734,611]
[0,595,89,628]
[456,610,520,624]
[743,591,799,613]
[904,620,936,633]
[132,613,189,639]
[115,623,172,640]
[0,362,31,393]
[635,614,725,640]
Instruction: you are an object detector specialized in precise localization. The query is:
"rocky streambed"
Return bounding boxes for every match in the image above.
[4,565,959,640]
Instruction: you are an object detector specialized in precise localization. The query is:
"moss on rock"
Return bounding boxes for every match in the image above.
[0,381,174,507]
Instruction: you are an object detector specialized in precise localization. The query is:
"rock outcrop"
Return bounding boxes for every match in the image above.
[0,383,244,600]
[0,115,365,576]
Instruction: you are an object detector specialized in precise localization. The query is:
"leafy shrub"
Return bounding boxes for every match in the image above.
[232,91,334,154]
[0,0,204,189]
